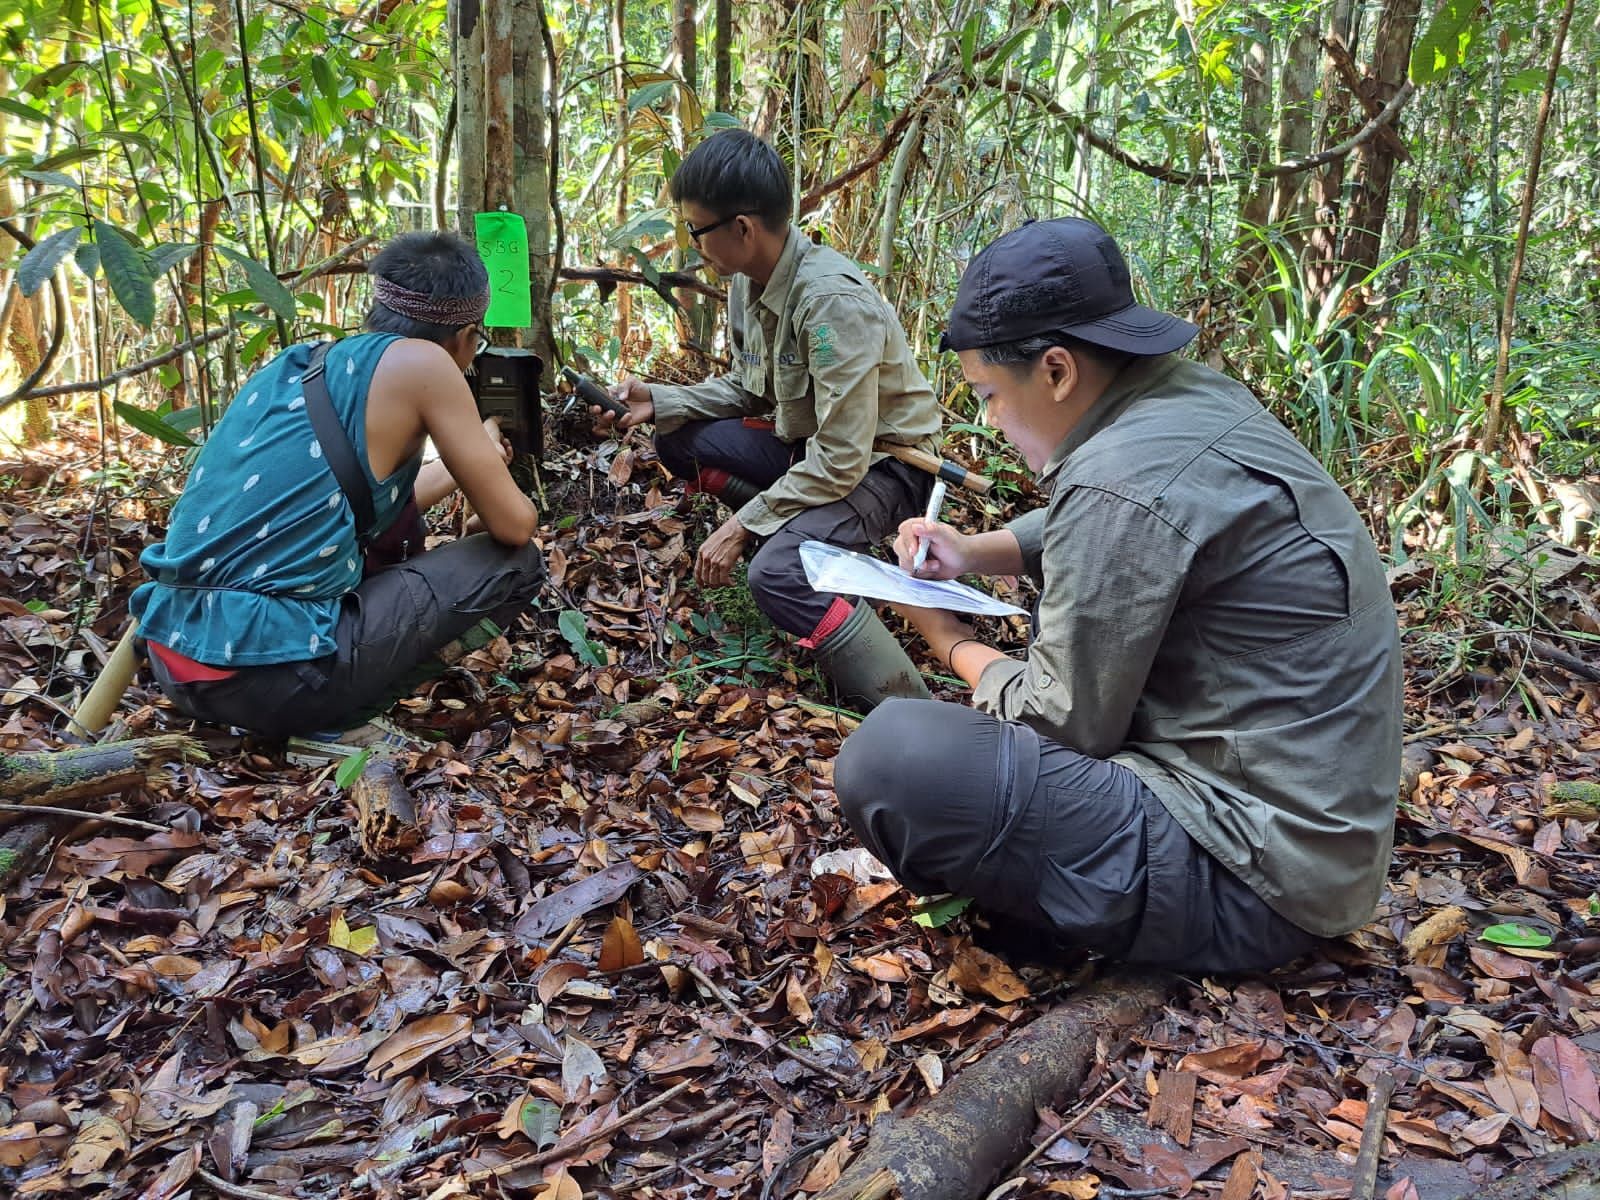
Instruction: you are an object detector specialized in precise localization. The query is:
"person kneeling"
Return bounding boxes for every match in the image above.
[132,231,545,740]
[834,218,1402,974]
[594,129,942,710]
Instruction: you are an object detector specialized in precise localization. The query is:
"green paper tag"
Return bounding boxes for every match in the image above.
[474,211,532,329]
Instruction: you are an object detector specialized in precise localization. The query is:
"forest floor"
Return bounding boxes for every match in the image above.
[2,417,1600,1200]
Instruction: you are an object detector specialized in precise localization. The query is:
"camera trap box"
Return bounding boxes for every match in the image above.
[469,348,544,472]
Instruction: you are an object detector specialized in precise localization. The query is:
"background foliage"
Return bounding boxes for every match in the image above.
[2,0,1598,556]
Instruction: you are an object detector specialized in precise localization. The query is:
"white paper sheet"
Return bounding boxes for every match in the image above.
[799,540,1026,617]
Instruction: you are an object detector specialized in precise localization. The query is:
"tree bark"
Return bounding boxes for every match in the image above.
[1452,1142,1600,1199]
[1307,0,1356,303]
[1336,0,1422,286]
[1233,12,1275,287]
[673,0,697,138]
[713,0,733,115]
[0,818,63,892]
[816,972,1171,1200]
[453,0,487,236]
[611,0,632,350]
[1271,19,1321,230]
[511,0,557,381]
[742,0,791,140]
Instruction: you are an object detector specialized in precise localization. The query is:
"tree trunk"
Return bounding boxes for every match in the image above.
[1270,20,1321,230]
[612,0,633,351]
[817,973,1171,1200]
[511,0,557,381]
[453,0,487,236]
[742,0,791,141]
[713,0,733,116]
[1075,0,1104,205]
[1336,0,1422,286]
[1478,0,1579,470]
[1307,0,1356,303]
[673,0,697,138]
[1232,12,1274,288]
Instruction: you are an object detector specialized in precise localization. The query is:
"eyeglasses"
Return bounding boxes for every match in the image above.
[685,212,749,243]
[474,330,490,357]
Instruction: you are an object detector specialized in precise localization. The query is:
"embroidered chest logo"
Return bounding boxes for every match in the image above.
[740,350,762,366]
[777,352,799,366]
[811,324,837,367]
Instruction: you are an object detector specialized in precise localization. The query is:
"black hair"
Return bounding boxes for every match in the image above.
[364,230,489,344]
[668,129,791,233]
[978,333,1135,374]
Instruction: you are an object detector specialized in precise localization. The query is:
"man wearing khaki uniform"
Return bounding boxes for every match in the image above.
[599,130,942,707]
[835,218,1403,973]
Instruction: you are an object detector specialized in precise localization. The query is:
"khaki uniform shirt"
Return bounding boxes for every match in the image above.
[651,226,941,537]
[974,355,1402,937]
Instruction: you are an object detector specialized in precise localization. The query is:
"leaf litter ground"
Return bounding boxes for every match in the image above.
[3,426,1600,1199]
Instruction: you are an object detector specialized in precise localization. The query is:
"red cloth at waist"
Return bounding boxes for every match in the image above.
[148,639,239,683]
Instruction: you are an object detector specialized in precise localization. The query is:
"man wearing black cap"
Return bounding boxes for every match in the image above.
[832,218,1403,973]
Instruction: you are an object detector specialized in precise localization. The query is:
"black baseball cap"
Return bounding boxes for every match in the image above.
[940,217,1197,356]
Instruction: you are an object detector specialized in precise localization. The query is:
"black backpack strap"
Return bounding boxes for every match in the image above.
[300,340,376,549]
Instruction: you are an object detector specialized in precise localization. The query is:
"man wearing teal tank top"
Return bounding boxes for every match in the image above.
[131,232,545,739]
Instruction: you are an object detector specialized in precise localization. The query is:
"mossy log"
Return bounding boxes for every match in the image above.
[1451,1142,1600,1199]
[0,817,67,890]
[0,734,205,829]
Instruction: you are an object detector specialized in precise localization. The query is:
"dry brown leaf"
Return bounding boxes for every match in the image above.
[798,1136,852,1193]
[1388,1116,1455,1155]
[739,829,784,871]
[889,1005,981,1043]
[598,916,644,972]
[1399,964,1471,1003]
[677,804,725,832]
[785,971,814,1024]
[1469,945,1534,980]
[534,1167,582,1200]
[365,1012,472,1080]
[947,942,1029,1003]
[539,961,590,1005]
[1044,1177,1100,1198]
[850,952,909,983]
[1178,1040,1283,1083]
[634,1034,720,1076]
[1531,1035,1600,1135]
[63,1116,128,1176]
[761,1107,795,1179]
[915,1052,945,1094]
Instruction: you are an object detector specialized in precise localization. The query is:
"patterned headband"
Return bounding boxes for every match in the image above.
[371,274,489,327]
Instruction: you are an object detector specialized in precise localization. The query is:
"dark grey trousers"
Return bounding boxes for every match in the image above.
[149,534,545,738]
[655,419,930,637]
[835,699,1320,974]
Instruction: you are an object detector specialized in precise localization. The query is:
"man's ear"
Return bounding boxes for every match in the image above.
[1041,345,1079,402]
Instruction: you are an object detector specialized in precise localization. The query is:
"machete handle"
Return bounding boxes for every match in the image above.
[562,366,629,418]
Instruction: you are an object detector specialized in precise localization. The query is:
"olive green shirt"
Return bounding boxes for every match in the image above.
[975,355,1402,937]
[651,226,941,537]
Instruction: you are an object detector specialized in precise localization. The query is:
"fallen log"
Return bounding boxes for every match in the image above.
[351,759,418,860]
[817,971,1171,1200]
[0,734,205,829]
[0,816,67,891]
[1448,1142,1600,1199]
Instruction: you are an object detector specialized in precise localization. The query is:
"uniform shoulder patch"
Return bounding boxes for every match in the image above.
[811,323,837,367]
